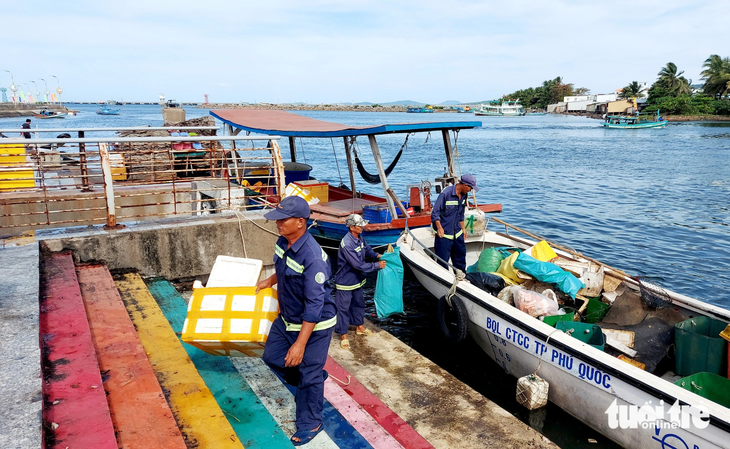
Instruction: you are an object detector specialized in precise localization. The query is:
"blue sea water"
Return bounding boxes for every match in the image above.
[4,104,729,447]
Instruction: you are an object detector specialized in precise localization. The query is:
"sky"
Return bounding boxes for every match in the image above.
[2,0,728,104]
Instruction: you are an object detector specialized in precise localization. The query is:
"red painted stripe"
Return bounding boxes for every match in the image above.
[76,264,187,449]
[40,252,117,449]
[325,356,434,449]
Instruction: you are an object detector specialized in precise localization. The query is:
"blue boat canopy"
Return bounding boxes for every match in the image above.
[209,109,481,138]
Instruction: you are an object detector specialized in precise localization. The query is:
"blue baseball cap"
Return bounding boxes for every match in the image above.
[460,174,479,192]
[264,196,311,220]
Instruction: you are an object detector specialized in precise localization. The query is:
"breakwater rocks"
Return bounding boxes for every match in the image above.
[201,103,410,112]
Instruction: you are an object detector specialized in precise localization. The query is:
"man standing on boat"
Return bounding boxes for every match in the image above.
[335,214,385,349]
[431,174,478,272]
[256,196,337,446]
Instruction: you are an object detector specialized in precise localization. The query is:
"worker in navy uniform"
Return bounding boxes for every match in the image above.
[257,196,337,446]
[430,174,478,272]
[335,214,385,349]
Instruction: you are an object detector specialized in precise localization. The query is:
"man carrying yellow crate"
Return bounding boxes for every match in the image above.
[256,196,337,446]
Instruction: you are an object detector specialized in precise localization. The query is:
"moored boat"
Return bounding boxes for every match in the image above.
[34,109,67,119]
[475,100,525,116]
[209,109,502,246]
[97,105,121,115]
[397,221,730,448]
[406,106,434,113]
[602,110,667,129]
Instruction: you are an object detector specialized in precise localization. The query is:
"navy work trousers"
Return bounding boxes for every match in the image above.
[434,234,466,271]
[262,316,333,432]
[334,287,365,335]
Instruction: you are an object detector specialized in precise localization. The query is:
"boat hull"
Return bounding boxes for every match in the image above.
[602,121,667,129]
[34,113,67,119]
[398,228,730,448]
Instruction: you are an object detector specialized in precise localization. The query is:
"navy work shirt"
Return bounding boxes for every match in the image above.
[273,232,336,324]
[430,184,466,238]
[335,232,380,289]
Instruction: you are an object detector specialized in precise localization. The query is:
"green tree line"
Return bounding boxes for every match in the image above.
[623,55,730,116]
[505,77,590,110]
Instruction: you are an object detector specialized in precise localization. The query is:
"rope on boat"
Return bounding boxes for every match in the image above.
[330,138,344,187]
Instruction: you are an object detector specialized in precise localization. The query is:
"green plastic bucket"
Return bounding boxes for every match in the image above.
[675,316,729,377]
[584,297,611,324]
[675,372,730,409]
[543,312,576,327]
[556,321,605,351]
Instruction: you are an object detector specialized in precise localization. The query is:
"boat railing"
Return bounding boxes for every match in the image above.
[0,133,283,233]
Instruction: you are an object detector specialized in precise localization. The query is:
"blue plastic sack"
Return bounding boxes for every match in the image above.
[513,252,585,299]
[373,246,405,318]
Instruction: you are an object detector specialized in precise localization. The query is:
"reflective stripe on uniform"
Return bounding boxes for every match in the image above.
[432,227,464,240]
[321,248,328,262]
[286,258,304,273]
[274,245,285,258]
[281,315,337,332]
[335,279,367,291]
[445,200,459,206]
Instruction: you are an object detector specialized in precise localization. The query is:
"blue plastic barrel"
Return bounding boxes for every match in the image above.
[283,162,312,185]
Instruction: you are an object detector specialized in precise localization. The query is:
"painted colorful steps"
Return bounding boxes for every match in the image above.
[145,277,292,448]
[75,264,187,449]
[39,251,117,449]
[114,273,243,448]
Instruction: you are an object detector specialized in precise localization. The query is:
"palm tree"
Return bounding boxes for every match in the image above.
[701,54,730,98]
[657,62,692,95]
[619,81,645,99]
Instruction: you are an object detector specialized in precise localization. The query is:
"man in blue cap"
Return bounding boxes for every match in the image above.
[256,196,337,446]
[335,213,385,349]
[430,174,478,272]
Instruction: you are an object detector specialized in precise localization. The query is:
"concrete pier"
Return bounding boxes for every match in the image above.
[0,215,557,448]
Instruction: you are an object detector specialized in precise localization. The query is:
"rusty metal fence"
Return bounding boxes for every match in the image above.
[0,131,283,232]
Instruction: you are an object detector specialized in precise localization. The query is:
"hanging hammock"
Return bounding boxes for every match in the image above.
[353,134,409,185]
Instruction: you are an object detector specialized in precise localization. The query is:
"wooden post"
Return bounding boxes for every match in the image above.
[367,135,397,220]
[441,130,456,177]
[343,137,356,196]
[288,136,297,162]
[99,143,121,229]
[78,130,89,189]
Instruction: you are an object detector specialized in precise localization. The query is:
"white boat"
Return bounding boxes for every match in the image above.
[397,223,730,448]
[475,100,525,116]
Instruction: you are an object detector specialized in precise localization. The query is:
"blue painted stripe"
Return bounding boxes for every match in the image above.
[144,278,292,449]
[280,382,374,449]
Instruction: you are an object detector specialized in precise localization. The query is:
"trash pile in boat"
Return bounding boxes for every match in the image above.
[465,240,730,406]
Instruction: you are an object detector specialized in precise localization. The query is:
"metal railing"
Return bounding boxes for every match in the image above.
[0,133,283,232]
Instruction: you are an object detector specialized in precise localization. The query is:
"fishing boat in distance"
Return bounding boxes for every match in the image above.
[406,106,434,113]
[97,105,121,115]
[602,110,667,129]
[34,109,67,119]
[475,99,525,116]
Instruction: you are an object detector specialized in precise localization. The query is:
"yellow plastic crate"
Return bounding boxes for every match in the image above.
[294,180,329,203]
[182,286,279,357]
[0,143,35,190]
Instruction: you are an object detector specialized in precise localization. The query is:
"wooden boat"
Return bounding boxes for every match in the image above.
[97,106,120,115]
[526,112,546,116]
[397,220,730,448]
[602,110,667,129]
[34,109,67,119]
[475,100,525,116]
[209,109,501,246]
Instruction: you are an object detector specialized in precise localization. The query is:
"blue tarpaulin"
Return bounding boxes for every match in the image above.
[513,252,585,299]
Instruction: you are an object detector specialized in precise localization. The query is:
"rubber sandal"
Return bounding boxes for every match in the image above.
[356,328,373,336]
[340,338,350,349]
[291,424,324,446]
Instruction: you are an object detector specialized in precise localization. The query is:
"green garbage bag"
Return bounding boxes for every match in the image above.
[373,246,404,318]
[477,247,504,273]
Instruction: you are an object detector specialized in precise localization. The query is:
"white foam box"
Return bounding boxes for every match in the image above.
[182,286,279,357]
[206,255,263,287]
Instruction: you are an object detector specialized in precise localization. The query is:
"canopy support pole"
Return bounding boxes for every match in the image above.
[288,136,297,162]
[442,130,456,178]
[343,137,356,197]
[367,135,397,220]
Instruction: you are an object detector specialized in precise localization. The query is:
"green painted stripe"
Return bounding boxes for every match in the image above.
[144,278,292,449]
